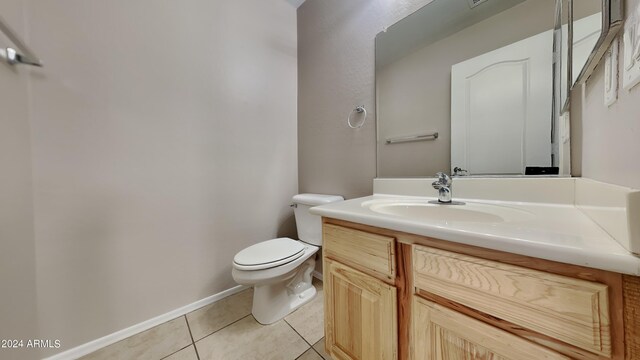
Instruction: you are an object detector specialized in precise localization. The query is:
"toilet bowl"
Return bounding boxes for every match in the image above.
[231,194,343,324]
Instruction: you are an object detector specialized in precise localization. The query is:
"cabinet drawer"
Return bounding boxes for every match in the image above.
[413,296,569,360]
[323,223,396,281]
[413,245,611,357]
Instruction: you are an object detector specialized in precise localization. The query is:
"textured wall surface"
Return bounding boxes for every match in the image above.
[298,0,434,199]
[575,0,640,189]
[0,2,38,360]
[8,0,298,355]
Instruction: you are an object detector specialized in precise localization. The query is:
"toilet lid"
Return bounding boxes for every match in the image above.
[234,238,305,270]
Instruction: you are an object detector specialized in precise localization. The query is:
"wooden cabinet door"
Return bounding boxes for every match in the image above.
[412,297,569,360]
[324,258,397,360]
[413,245,611,356]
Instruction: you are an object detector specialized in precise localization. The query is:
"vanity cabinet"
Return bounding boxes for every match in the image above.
[412,296,569,360]
[323,224,398,360]
[322,218,637,360]
[413,246,611,357]
[324,259,397,360]
[323,223,396,282]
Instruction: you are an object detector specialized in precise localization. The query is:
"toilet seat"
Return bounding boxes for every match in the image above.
[233,238,305,271]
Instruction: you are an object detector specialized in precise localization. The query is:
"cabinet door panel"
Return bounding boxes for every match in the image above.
[324,258,397,360]
[412,297,569,360]
[413,245,611,356]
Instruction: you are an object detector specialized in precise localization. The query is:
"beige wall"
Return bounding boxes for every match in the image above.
[573,0,640,189]
[298,0,434,199]
[0,2,38,360]
[377,0,556,177]
[1,0,297,356]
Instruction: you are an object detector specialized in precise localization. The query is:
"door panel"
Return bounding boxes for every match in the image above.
[466,60,527,174]
[451,29,553,175]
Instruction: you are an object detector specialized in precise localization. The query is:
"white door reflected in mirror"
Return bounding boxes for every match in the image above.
[451,30,553,175]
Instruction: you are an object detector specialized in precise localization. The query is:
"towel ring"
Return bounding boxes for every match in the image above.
[347,105,367,129]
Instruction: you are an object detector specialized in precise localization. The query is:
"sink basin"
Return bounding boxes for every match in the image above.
[363,199,534,224]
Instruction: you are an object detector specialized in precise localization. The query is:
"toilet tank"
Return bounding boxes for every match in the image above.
[293,194,344,246]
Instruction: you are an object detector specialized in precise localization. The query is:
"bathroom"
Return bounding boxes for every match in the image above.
[1,0,639,359]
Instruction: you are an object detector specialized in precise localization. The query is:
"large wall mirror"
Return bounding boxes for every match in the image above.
[574,0,624,84]
[375,0,622,178]
[559,0,623,112]
[376,0,562,178]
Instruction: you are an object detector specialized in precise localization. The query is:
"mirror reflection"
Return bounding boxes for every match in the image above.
[572,1,603,84]
[558,0,571,112]
[376,0,567,177]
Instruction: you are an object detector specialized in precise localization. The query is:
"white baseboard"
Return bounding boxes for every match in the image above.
[312,270,323,281]
[43,285,248,360]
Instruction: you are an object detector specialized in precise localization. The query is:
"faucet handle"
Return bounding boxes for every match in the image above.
[453,167,468,176]
[435,172,452,186]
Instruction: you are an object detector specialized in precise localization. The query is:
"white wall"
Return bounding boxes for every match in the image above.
[0,2,38,360]
[1,0,298,356]
[573,0,640,189]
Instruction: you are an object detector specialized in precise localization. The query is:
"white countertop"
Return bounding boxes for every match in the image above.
[310,194,640,275]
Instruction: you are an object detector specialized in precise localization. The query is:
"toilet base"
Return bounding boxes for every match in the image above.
[251,256,317,324]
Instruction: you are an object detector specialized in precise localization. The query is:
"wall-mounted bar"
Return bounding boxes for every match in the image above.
[385,132,438,144]
[0,15,43,67]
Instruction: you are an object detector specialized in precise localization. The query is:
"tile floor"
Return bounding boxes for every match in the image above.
[81,279,331,360]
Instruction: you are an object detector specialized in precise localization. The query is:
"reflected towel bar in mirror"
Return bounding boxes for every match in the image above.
[385,132,438,144]
[0,15,43,67]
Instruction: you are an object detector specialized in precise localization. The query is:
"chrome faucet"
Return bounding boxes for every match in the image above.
[432,172,453,203]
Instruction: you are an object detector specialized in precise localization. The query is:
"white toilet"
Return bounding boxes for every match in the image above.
[232,193,343,324]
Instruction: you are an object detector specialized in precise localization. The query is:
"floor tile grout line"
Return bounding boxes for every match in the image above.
[312,347,325,359]
[83,316,192,359]
[311,339,327,360]
[292,341,326,360]
[84,290,257,360]
[184,315,201,360]
[193,313,314,360]
[283,317,315,348]
[185,289,253,342]
[159,344,194,360]
[193,313,253,344]
[184,315,196,344]
[283,318,317,359]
